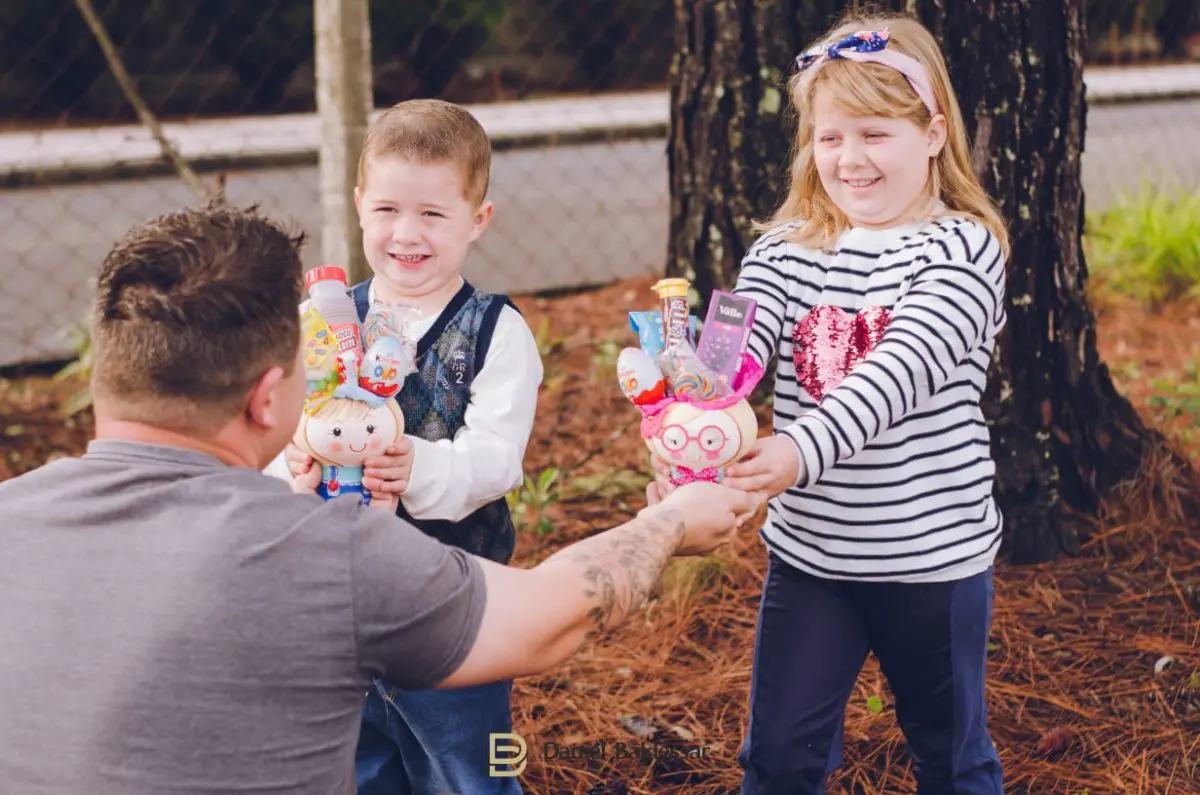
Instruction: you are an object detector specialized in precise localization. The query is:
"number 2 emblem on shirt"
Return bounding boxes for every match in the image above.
[443,349,471,389]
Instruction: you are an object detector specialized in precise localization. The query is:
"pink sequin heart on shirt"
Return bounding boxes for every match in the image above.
[792,304,892,401]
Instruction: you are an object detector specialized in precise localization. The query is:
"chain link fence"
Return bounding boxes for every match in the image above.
[1,0,1198,368]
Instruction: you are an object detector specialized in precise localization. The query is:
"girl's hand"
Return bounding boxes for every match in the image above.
[723,435,806,500]
[649,454,675,498]
[363,437,415,495]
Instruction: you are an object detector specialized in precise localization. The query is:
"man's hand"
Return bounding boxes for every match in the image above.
[363,437,414,495]
[644,481,758,557]
[722,434,805,500]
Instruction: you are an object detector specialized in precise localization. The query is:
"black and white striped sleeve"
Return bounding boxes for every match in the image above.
[784,221,1008,487]
[731,233,793,370]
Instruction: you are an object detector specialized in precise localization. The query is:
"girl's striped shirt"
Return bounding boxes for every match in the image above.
[733,214,1008,582]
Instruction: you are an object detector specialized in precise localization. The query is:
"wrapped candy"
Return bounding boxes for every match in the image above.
[658,340,726,401]
[696,291,757,387]
[629,310,699,358]
[358,300,419,399]
[617,347,668,406]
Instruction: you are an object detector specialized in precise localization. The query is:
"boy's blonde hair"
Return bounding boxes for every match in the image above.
[760,12,1009,254]
[357,98,491,206]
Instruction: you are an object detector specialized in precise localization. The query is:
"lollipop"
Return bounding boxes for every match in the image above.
[659,342,726,401]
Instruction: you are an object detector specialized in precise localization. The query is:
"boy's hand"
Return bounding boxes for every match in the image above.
[723,435,805,500]
[363,437,414,495]
[284,444,314,479]
[290,463,322,495]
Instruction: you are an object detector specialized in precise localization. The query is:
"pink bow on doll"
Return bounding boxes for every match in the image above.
[670,464,723,486]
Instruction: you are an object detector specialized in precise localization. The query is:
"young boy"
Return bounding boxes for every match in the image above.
[273,99,542,794]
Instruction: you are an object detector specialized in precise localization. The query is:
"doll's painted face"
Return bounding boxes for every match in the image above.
[306,400,401,467]
[649,406,743,469]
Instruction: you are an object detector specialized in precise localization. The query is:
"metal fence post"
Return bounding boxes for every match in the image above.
[314,0,373,284]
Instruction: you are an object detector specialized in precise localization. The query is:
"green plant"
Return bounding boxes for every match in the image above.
[1185,670,1200,692]
[1146,359,1200,443]
[589,337,623,382]
[506,467,561,536]
[1084,186,1200,307]
[53,322,94,418]
[561,467,650,501]
[659,555,727,605]
[533,317,570,391]
[533,317,569,360]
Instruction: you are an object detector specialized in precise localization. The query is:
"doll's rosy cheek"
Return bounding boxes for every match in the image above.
[369,437,384,451]
[329,443,343,454]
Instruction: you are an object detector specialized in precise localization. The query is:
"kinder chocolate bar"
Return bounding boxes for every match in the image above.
[697,291,758,384]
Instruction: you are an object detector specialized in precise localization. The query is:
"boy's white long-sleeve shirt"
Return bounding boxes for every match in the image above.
[266,281,543,523]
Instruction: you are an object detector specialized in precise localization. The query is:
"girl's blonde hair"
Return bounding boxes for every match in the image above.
[757,12,1009,254]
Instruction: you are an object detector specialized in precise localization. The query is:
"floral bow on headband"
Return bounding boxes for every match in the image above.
[794,29,939,117]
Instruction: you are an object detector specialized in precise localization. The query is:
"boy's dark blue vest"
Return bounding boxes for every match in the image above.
[351,278,518,564]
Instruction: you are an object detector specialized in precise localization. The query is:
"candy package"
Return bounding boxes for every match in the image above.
[615,277,764,487]
[696,291,757,386]
[629,311,699,358]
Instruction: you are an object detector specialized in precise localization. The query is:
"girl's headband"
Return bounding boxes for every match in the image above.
[795,29,939,117]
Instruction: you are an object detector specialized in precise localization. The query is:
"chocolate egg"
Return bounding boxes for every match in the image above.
[616,347,667,405]
[358,336,413,398]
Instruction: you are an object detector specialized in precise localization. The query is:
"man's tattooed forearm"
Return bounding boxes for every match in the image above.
[545,508,686,641]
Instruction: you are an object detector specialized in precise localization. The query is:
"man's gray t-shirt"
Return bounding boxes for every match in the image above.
[0,439,487,794]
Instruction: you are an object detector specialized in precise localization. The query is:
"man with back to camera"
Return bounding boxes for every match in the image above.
[0,203,756,794]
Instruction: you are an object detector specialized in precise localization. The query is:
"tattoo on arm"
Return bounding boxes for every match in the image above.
[543,507,686,642]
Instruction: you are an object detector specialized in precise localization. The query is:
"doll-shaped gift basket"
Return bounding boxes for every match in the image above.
[292,265,418,505]
[618,279,762,487]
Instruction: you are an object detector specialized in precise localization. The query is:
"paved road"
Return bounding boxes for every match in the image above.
[2,98,1198,368]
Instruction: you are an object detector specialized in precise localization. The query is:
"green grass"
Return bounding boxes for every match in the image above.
[1084,186,1200,307]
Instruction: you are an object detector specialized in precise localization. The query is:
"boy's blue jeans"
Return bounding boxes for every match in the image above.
[356,677,521,795]
[738,554,1004,795]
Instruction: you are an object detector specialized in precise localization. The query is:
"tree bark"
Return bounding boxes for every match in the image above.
[667,0,848,304]
[667,0,1197,563]
[315,0,373,284]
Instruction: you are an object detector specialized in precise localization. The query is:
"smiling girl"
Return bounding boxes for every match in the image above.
[713,12,1011,794]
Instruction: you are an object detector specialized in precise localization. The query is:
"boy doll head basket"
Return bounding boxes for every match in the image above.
[290,265,418,505]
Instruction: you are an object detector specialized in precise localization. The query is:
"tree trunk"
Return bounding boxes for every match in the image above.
[667,0,848,304]
[314,0,373,285]
[667,0,1197,563]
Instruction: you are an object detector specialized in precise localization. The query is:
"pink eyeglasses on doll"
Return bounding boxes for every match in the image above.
[658,423,730,459]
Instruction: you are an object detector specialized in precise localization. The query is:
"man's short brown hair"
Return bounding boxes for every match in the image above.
[91,203,306,433]
[357,98,491,206]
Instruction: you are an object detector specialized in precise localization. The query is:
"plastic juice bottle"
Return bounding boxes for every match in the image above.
[304,265,363,359]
